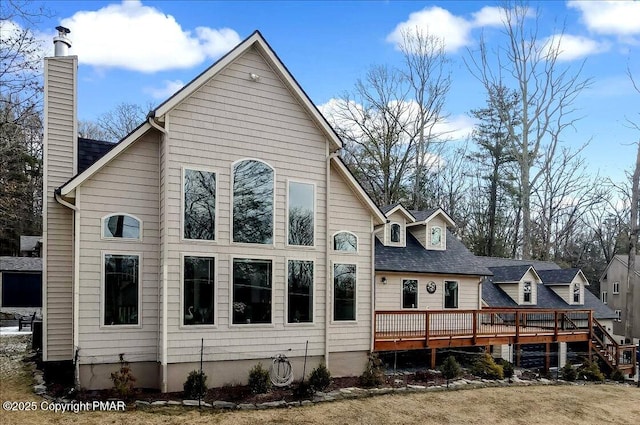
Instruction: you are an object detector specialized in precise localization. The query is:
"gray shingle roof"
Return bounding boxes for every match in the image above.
[77,137,116,173]
[375,230,493,276]
[488,265,533,282]
[0,257,42,272]
[408,208,438,222]
[537,268,581,285]
[381,203,401,214]
[475,256,560,270]
[482,281,518,307]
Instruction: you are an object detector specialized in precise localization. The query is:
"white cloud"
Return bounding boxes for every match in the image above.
[471,6,506,27]
[433,114,476,142]
[543,33,609,61]
[59,0,240,72]
[568,0,640,36]
[386,6,473,53]
[144,79,185,99]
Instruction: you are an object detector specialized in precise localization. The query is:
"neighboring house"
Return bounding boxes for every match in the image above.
[600,255,640,343]
[20,236,42,257]
[0,256,42,311]
[42,29,386,392]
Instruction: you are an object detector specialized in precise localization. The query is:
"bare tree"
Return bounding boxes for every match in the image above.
[96,102,149,142]
[466,1,591,259]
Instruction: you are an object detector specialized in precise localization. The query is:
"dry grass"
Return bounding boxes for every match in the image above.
[2,335,639,425]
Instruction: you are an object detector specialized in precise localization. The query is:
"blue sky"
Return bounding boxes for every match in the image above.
[21,1,640,182]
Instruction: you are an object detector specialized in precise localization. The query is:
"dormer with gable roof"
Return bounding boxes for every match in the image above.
[379,203,415,247]
[488,265,542,305]
[538,268,589,306]
[407,208,456,251]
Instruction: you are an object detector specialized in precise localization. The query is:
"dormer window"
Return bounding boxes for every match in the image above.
[334,231,357,252]
[430,226,442,246]
[102,214,141,239]
[390,224,401,243]
[523,281,532,303]
[573,283,580,303]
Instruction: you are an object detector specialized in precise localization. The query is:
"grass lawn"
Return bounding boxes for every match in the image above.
[2,335,639,424]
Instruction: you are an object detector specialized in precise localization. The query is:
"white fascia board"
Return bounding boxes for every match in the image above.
[385,204,416,223]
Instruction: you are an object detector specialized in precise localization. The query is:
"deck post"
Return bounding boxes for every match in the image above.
[515,311,520,344]
[430,348,436,369]
[472,312,478,345]
[425,311,430,348]
[545,342,551,372]
[554,311,559,340]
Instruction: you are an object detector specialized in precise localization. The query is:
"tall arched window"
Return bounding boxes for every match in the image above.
[333,231,357,252]
[232,159,274,244]
[102,214,141,239]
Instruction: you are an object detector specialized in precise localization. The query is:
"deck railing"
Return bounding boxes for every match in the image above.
[374,308,593,347]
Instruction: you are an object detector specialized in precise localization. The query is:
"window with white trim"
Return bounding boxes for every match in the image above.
[333,263,356,321]
[183,256,215,325]
[444,280,458,309]
[613,281,619,294]
[402,279,418,309]
[232,258,272,324]
[573,283,580,303]
[184,168,216,240]
[523,281,532,303]
[288,260,313,323]
[601,291,608,304]
[390,223,401,243]
[233,160,274,244]
[103,254,139,326]
[615,309,622,322]
[288,182,314,246]
[333,232,357,252]
[103,214,140,239]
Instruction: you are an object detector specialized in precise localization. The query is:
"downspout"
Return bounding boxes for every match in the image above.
[371,224,385,352]
[54,189,80,388]
[148,115,169,392]
[325,151,338,369]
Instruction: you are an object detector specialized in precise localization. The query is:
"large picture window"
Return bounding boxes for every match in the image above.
[103,214,140,239]
[183,256,215,325]
[184,169,216,240]
[333,232,357,252]
[233,259,272,324]
[288,260,313,323]
[402,279,418,309]
[333,263,356,321]
[104,254,139,326]
[233,160,274,244]
[444,280,458,309]
[288,182,314,246]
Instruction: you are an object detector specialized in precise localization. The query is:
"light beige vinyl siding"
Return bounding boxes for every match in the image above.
[77,133,160,364]
[499,283,520,305]
[43,57,76,361]
[163,46,329,363]
[408,225,427,249]
[375,273,480,310]
[328,164,373,353]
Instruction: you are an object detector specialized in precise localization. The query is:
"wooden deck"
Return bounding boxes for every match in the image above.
[374,308,636,375]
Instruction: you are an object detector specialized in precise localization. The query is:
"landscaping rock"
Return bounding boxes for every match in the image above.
[182,399,200,406]
[212,400,237,409]
[300,400,313,407]
[135,400,150,407]
[238,403,256,410]
[33,384,46,395]
[408,384,426,390]
[167,400,182,406]
[150,401,167,406]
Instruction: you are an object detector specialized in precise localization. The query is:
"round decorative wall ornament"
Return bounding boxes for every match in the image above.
[426,281,437,294]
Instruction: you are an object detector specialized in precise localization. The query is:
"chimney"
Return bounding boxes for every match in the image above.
[53,26,72,57]
[42,27,77,362]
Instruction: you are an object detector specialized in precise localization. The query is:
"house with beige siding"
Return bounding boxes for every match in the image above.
[42,29,386,391]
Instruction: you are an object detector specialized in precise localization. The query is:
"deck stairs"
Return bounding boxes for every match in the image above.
[591,319,636,376]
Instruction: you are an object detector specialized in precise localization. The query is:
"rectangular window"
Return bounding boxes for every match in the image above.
[402,279,418,309]
[601,291,608,304]
[233,259,272,324]
[613,281,619,294]
[104,254,139,326]
[615,310,622,322]
[184,168,216,240]
[288,181,314,246]
[183,256,215,325]
[288,260,313,323]
[444,280,458,309]
[523,281,532,303]
[334,263,356,321]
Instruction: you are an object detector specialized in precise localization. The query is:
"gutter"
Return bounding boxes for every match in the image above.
[148,115,169,392]
[54,189,80,388]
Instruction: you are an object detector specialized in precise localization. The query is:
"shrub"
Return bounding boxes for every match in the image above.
[560,363,577,382]
[359,353,385,387]
[292,380,314,399]
[110,353,136,399]
[248,363,271,394]
[500,360,514,382]
[472,353,504,380]
[183,370,208,399]
[610,369,625,383]
[309,363,332,392]
[439,356,461,388]
[577,360,605,382]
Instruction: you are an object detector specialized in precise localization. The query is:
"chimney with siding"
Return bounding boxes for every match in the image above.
[42,26,77,363]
